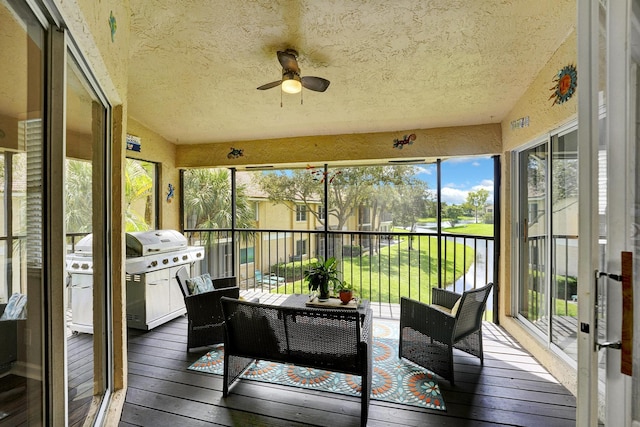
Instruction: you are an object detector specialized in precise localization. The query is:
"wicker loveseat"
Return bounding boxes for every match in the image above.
[220,296,373,427]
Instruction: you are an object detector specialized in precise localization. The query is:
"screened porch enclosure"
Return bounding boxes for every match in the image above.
[181,159,499,319]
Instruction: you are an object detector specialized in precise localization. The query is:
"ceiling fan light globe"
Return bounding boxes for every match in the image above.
[282,78,302,94]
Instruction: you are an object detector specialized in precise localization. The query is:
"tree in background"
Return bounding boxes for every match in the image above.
[465,188,489,223]
[65,159,93,233]
[66,159,157,233]
[444,204,464,227]
[393,184,432,229]
[183,168,255,229]
[256,168,323,223]
[256,165,430,231]
[124,158,153,231]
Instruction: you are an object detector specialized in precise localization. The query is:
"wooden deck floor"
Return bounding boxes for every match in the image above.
[119,292,579,427]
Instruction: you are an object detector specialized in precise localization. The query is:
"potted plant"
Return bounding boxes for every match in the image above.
[303,257,342,301]
[334,280,354,304]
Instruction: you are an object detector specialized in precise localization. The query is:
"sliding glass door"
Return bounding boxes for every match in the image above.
[517,127,581,360]
[0,1,45,423]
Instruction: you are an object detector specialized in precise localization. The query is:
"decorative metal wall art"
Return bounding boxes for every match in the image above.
[307,165,342,184]
[393,133,416,149]
[510,116,530,130]
[227,148,244,159]
[549,64,577,106]
[109,11,117,42]
[167,183,175,203]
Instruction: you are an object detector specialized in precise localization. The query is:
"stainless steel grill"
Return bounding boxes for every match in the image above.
[66,230,204,333]
[125,230,203,275]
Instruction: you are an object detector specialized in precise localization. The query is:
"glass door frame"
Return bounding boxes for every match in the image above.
[577,1,636,426]
[41,7,113,426]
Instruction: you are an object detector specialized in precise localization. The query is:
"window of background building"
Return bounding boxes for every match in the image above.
[295,204,307,221]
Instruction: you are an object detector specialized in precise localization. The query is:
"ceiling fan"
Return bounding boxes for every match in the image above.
[257,49,330,94]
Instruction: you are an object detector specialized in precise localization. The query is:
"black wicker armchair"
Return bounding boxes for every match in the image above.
[175,266,240,352]
[399,283,493,385]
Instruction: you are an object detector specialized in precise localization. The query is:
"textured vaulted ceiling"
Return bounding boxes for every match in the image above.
[128,0,575,145]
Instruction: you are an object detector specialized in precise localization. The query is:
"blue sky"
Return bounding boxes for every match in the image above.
[414,156,495,205]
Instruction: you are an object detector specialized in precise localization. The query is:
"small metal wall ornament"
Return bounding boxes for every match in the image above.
[307,165,342,184]
[166,183,175,203]
[510,116,530,130]
[227,148,244,159]
[393,133,416,149]
[549,64,577,106]
[109,11,117,42]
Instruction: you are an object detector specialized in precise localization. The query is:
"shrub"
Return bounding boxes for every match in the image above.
[342,245,362,257]
[482,212,494,224]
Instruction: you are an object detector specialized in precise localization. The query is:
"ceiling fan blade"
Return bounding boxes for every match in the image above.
[257,80,282,90]
[277,50,300,73]
[301,76,330,92]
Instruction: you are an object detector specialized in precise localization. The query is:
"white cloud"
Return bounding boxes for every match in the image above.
[472,161,480,167]
[414,165,434,175]
[441,184,495,205]
[440,187,469,204]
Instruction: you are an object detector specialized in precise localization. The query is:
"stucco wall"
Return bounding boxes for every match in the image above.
[498,30,578,396]
[126,118,181,230]
[176,124,502,168]
[501,30,577,151]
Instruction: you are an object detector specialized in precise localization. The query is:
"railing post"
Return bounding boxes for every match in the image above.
[323,164,329,262]
[437,159,442,289]
[493,154,501,324]
[231,168,237,278]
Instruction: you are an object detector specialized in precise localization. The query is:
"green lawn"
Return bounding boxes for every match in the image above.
[443,223,494,237]
[272,235,475,305]
[523,289,578,318]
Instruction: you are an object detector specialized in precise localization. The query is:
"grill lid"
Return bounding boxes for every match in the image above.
[73,234,94,256]
[126,229,188,257]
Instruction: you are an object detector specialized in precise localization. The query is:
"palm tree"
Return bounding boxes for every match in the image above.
[183,168,255,230]
[124,158,153,231]
[66,158,156,234]
[65,159,93,233]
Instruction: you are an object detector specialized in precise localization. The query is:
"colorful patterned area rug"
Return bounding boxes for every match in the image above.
[188,319,446,411]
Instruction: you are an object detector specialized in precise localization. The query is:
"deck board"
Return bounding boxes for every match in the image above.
[119,291,580,427]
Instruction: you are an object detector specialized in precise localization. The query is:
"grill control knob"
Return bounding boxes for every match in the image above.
[162,258,169,264]
[196,253,202,258]
[72,263,79,269]
[81,263,90,270]
[150,260,158,267]
[182,255,188,260]
[173,257,179,262]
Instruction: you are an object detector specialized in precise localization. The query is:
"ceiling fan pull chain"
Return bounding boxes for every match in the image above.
[281,89,283,108]
[301,89,303,105]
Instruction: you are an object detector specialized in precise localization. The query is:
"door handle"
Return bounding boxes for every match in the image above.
[594,251,633,376]
[620,251,632,376]
[597,341,622,350]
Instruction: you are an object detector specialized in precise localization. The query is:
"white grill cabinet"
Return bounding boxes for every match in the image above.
[66,230,204,333]
[124,230,204,330]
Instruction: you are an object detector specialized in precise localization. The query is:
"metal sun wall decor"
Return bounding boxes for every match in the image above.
[393,133,416,149]
[549,64,577,106]
[306,165,342,184]
[227,148,244,159]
